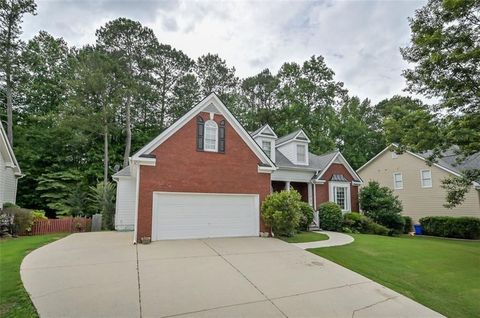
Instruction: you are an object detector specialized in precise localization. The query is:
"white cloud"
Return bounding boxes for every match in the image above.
[21,0,428,104]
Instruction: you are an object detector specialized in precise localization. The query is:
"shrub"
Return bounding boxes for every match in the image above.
[4,207,33,235]
[89,182,116,230]
[318,202,343,231]
[359,181,404,232]
[369,222,389,236]
[261,190,302,237]
[2,202,19,209]
[343,212,370,233]
[403,216,413,233]
[298,202,314,231]
[420,216,480,239]
[32,210,47,222]
[343,212,389,236]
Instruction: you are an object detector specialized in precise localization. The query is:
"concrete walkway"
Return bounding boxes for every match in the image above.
[21,232,443,318]
[293,230,355,249]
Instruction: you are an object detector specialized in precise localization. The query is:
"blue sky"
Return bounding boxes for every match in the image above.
[21,0,427,104]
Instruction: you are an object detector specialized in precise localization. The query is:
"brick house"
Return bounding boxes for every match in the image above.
[113,93,362,242]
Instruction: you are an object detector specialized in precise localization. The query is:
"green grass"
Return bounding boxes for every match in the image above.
[279,231,329,243]
[309,234,480,318]
[0,234,68,318]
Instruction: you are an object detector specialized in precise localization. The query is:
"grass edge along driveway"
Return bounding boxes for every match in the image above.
[309,234,480,318]
[279,231,329,243]
[0,233,69,318]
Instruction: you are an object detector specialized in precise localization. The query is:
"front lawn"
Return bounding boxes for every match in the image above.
[310,234,480,318]
[279,231,329,243]
[0,234,68,318]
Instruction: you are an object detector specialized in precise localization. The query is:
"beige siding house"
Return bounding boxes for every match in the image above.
[0,123,22,208]
[357,145,480,223]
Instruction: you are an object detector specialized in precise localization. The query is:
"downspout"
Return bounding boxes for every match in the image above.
[133,162,140,244]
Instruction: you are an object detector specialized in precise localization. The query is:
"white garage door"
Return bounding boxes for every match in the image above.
[152,192,260,240]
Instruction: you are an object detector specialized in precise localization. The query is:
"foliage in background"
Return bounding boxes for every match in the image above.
[359,181,405,233]
[261,190,302,237]
[400,0,480,206]
[318,202,343,231]
[1,0,478,215]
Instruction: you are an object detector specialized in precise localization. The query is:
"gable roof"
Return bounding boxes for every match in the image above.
[0,122,21,176]
[131,93,276,170]
[275,129,310,146]
[314,151,362,183]
[357,144,480,185]
[251,124,278,138]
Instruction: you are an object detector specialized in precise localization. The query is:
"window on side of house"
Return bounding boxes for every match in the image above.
[296,144,306,163]
[204,120,218,152]
[333,186,348,211]
[262,140,271,157]
[421,169,432,188]
[393,172,403,189]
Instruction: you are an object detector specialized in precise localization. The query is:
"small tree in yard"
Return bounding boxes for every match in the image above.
[359,181,405,233]
[261,190,302,237]
[89,181,116,230]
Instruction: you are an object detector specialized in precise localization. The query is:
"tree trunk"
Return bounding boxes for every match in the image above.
[6,82,13,146]
[5,21,13,146]
[104,124,109,184]
[123,95,132,167]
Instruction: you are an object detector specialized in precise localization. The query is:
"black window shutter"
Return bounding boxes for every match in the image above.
[218,120,226,153]
[197,116,204,151]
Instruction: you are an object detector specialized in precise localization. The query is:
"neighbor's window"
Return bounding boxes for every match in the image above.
[393,172,403,189]
[204,120,218,152]
[421,169,432,188]
[262,140,271,157]
[297,144,306,163]
[333,186,348,211]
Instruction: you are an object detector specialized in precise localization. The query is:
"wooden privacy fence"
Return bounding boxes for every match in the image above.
[31,217,92,235]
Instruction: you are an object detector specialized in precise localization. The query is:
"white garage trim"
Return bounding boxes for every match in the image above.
[151,192,260,241]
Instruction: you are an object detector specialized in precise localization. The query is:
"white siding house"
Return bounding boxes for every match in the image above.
[112,166,136,230]
[0,123,22,208]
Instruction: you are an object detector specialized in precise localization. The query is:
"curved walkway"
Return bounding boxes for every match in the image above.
[293,231,354,249]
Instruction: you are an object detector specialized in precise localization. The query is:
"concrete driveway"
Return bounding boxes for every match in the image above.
[21,232,443,318]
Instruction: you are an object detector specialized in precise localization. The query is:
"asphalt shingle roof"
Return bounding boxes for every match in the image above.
[275,129,303,145]
[418,148,480,181]
[113,166,131,177]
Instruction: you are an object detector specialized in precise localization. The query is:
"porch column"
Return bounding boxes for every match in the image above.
[285,181,291,191]
[308,183,313,206]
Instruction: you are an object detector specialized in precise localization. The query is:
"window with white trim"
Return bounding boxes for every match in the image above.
[420,169,432,188]
[333,186,348,211]
[262,140,271,157]
[393,172,403,189]
[296,144,306,163]
[204,120,218,152]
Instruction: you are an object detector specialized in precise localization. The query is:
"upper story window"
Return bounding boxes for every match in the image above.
[204,120,218,152]
[262,140,271,157]
[420,169,432,188]
[296,144,306,163]
[393,172,403,190]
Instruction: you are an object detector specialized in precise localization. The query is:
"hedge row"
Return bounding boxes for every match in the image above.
[419,216,480,239]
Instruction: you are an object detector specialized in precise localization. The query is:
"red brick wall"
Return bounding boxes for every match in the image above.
[315,163,359,211]
[136,112,271,241]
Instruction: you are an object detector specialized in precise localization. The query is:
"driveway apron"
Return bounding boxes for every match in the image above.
[21,232,444,318]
